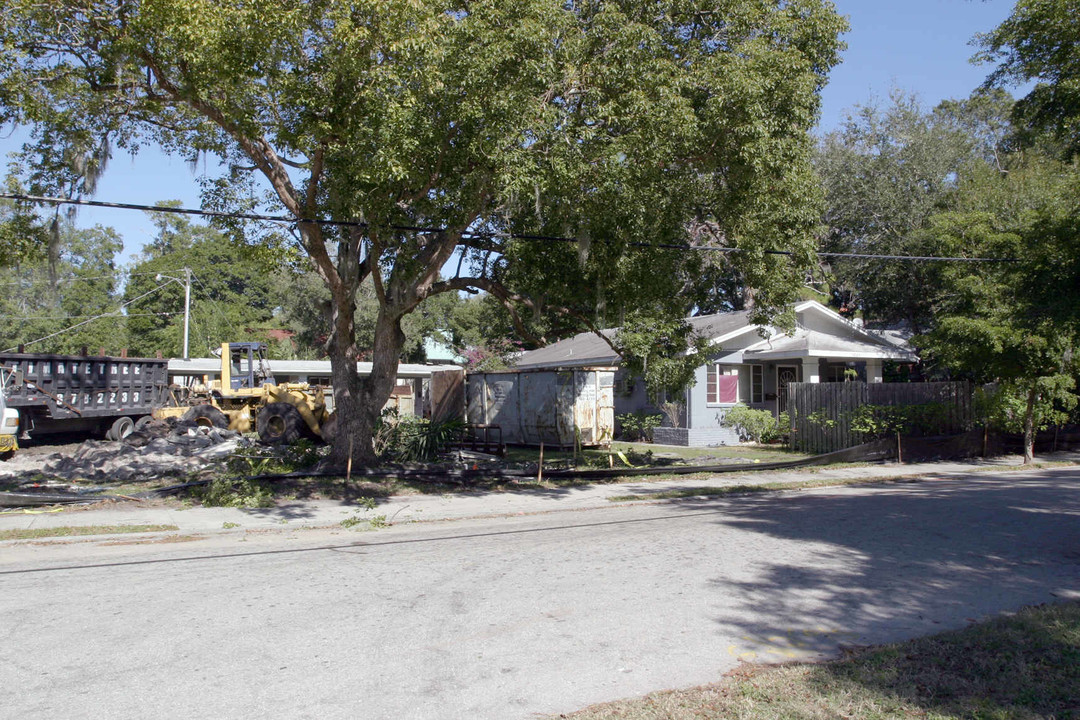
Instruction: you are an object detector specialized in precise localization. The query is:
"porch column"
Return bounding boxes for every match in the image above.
[866,359,883,383]
[802,358,821,383]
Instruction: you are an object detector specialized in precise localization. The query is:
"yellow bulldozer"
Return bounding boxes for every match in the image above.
[157,342,335,445]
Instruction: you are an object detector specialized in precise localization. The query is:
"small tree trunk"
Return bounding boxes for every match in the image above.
[1022,383,1037,465]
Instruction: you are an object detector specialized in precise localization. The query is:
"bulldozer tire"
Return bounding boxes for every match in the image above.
[257,402,305,445]
[183,405,229,430]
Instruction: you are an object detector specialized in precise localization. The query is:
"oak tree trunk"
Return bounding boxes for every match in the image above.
[325,285,407,469]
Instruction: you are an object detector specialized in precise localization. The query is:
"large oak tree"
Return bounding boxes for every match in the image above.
[0,0,845,465]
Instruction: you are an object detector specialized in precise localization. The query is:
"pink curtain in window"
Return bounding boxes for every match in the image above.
[716,375,738,404]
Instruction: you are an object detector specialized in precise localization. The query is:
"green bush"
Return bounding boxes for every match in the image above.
[722,404,784,443]
[616,411,663,442]
[374,408,465,462]
[196,477,274,508]
[847,402,957,439]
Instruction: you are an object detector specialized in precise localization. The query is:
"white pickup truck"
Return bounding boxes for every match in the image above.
[0,367,18,458]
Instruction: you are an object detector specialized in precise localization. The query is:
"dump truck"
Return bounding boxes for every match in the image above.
[159,342,334,445]
[0,351,172,445]
[0,343,332,452]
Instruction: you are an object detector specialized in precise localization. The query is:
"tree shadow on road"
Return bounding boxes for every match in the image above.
[674,474,1080,674]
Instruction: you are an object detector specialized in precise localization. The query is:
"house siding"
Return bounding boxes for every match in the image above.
[686,359,743,446]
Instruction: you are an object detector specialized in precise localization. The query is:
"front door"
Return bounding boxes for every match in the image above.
[777,365,799,414]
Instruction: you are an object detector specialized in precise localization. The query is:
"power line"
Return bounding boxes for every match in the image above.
[190,270,240,337]
[0,192,1016,263]
[0,268,188,287]
[4,312,179,321]
[2,281,172,352]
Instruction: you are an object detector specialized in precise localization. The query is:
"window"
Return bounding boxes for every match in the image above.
[751,365,763,404]
[706,365,738,405]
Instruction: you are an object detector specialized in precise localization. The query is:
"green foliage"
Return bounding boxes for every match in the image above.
[0,195,48,269]
[975,380,1077,435]
[275,267,467,362]
[224,440,322,476]
[615,411,662,442]
[846,404,913,438]
[196,476,274,509]
[123,209,283,358]
[615,313,713,401]
[0,0,847,464]
[805,409,837,431]
[806,402,962,441]
[978,0,1080,157]
[816,89,1015,330]
[339,497,387,530]
[374,408,465,463]
[0,217,124,353]
[722,404,786,444]
[916,154,1079,460]
[282,438,322,470]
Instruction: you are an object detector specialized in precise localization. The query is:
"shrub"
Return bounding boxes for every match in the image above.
[374,408,465,462]
[196,477,274,508]
[722,404,783,443]
[616,411,663,442]
[848,402,957,439]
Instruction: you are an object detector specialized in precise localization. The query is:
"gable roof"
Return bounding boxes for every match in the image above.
[512,328,620,369]
[513,309,755,370]
[511,301,916,370]
[742,328,916,361]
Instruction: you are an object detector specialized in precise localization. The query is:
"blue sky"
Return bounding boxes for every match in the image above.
[1,0,1020,264]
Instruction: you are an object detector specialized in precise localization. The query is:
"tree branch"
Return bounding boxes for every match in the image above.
[427,276,622,358]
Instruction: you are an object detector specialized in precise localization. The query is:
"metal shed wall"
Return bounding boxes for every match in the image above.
[466,369,615,447]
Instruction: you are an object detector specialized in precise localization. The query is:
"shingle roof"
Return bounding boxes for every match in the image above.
[513,310,755,369]
[743,328,916,360]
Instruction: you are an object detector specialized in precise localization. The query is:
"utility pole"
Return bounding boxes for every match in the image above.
[182,267,191,360]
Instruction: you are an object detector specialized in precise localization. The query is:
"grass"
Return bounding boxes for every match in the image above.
[559,600,1080,719]
[0,524,179,540]
[503,442,809,468]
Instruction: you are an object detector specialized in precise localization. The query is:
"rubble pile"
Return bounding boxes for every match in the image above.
[0,418,252,483]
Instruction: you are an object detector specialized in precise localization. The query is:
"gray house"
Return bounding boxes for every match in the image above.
[513,300,917,446]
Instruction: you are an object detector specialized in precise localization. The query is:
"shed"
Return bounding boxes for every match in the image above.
[466,368,615,447]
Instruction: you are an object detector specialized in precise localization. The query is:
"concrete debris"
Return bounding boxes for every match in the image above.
[0,418,253,484]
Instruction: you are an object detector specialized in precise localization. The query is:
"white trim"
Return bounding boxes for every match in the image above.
[705,364,740,406]
[794,300,909,349]
[746,348,914,361]
[705,324,766,348]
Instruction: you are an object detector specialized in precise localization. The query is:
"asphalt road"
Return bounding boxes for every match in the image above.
[3,467,1079,719]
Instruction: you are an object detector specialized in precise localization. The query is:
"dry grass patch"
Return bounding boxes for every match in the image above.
[559,601,1080,719]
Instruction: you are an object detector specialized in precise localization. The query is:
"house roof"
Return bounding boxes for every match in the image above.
[512,301,916,369]
[743,328,916,361]
[513,309,755,369]
[512,328,620,369]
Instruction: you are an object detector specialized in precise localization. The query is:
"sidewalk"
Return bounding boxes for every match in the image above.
[2,452,1078,540]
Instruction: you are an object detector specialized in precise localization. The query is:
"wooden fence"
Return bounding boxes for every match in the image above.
[788,381,974,454]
